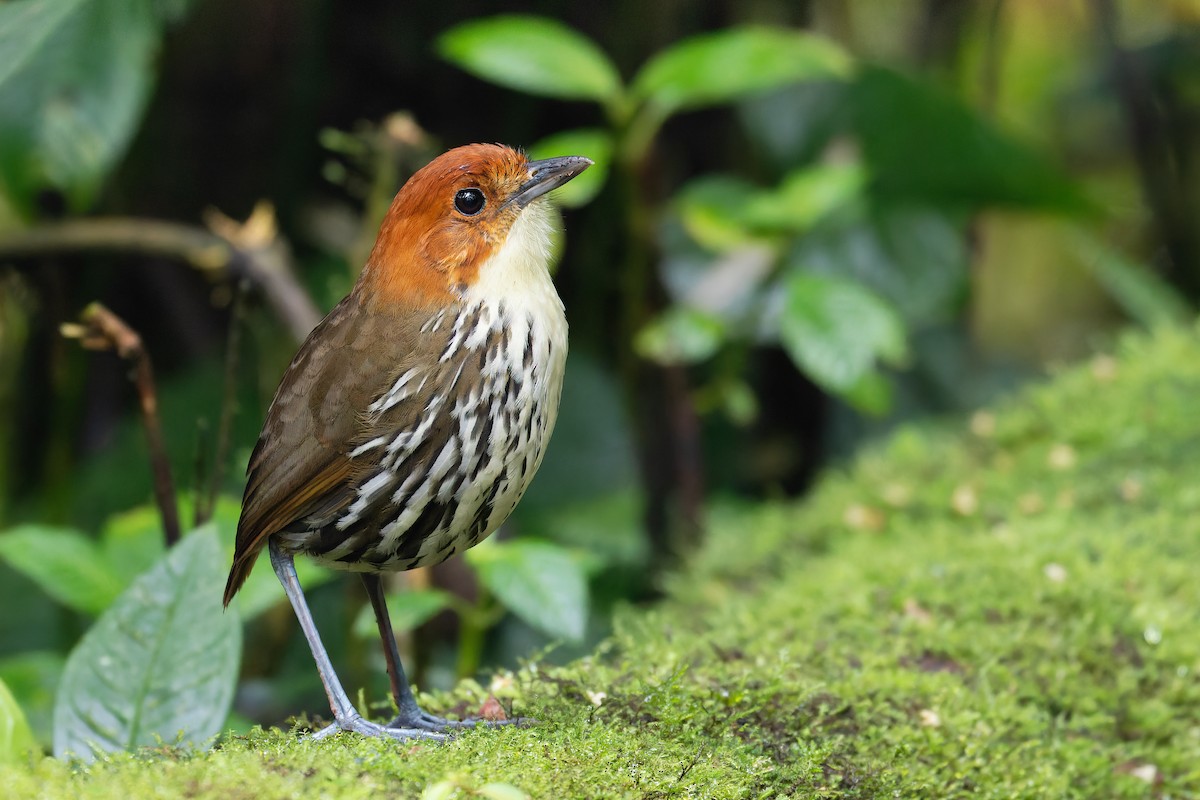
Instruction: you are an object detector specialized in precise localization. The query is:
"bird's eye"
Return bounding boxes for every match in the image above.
[454,188,486,216]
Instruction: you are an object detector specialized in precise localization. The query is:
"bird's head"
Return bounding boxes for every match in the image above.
[358,143,591,309]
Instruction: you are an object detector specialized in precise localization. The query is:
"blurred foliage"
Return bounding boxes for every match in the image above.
[52,526,237,763]
[0,0,193,219]
[0,675,36,765]
[0,0,1198,763]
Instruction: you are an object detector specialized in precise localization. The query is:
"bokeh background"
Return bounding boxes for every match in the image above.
[1,0,1197,746]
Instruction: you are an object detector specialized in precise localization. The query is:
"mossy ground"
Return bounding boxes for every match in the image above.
[5,327,1200,798]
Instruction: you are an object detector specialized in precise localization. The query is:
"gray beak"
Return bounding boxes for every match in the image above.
[509,155,593,208]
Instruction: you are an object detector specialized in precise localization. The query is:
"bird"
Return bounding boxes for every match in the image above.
[223,143,591,741]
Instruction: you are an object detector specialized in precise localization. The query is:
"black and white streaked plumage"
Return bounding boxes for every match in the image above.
[275,295,565,573]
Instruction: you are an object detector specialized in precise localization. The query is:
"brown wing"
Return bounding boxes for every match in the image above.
[222,296,430,605]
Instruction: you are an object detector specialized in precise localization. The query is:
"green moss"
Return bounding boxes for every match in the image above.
[6,326,1200,798]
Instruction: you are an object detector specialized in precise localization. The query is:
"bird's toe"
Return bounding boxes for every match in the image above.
[311,713,448,742]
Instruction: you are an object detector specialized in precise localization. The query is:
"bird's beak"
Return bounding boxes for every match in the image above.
[509,155,593,208]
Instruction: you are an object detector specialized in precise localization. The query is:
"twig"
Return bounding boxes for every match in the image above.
[62,303,182,547]
[0,219,230,271]
[0,207,322,342]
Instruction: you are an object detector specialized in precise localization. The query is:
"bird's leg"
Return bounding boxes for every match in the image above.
[268,538,444,742]
[362,572,521,732]
[361,572,436,726]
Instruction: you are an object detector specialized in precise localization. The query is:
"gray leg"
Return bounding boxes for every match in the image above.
[362,572,522,732]
[268,538,444,742]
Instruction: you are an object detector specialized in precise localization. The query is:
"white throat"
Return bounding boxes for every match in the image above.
[463,201,567,349]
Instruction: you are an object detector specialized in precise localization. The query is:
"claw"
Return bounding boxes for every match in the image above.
[310,713,447,742]
[383,710,534,732]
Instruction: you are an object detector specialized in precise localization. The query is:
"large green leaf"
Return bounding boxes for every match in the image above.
[851,66,1087,212]
[528,129,612,208]
[631,27,851,114]
[438,15,621,104]
[0,676,36,764]
[466,540,587,642]
[0,0,164,215]
[778,273,908,409]
[52,526,241,762]
[0,526,124,616]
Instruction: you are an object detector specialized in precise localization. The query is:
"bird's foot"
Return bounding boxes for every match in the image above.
[309,712,447,743]
[385,707,533,733]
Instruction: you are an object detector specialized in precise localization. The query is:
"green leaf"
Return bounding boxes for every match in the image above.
[786,205,970,324]
[778,273,908,410]
[1071,228,1191,329]
[478,783,530,800]
[421,782,457,800]
[467,540,588,642]
[675,165,863,251]
[0,0,165,215]
[0,651,64,749]
[635,307,728,365]
[0,676,37,763]
[53,526,241,762]
[99,505,167,587]
[742,163,865,232]
[438,16,621,104]
[675,176,765,251]
[840,370,895,417]
[631,26,851,114]
[851,66,1087,212]
[0,526,124,615]
[719,380,759,426]
[528,129,612,208]
[352,589,454,639]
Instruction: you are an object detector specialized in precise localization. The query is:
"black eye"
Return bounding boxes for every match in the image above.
[454,188,486,215]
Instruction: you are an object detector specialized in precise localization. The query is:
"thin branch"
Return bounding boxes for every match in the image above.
[62,303,182,547]
[1,205,322,342]
[0,219,231,271]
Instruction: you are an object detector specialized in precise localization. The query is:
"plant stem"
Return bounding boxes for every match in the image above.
[615,115,707,562]
[63,303,181,546]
